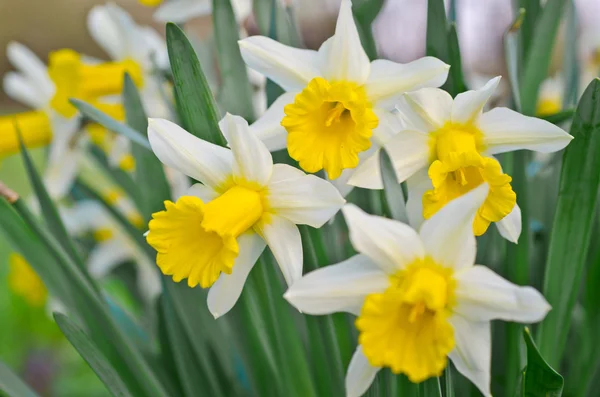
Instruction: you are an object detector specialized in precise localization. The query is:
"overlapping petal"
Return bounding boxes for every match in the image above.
[284,254,388,316]
[6,41,54,100]
[342,204,425,274]
[248,92,296,151]
[366,57,450,109]
[419,184,488,270]
[154,0,212,23]
[3,72,46,109]
[207,232,267,318]
[451,76,500,124]
[346,346,381,397]
[220,113,273,186]
[396,88,453,132]
[148,118,232,188]
[384,129,430,183]
[495,204,522,243]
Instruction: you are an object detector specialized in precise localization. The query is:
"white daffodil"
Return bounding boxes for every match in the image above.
[238,0,449,188]
[61,199,161,302]
[145,113,345,318]
[365,77,573,242]
[285,184,550,397]
[87,3,171,119]
[148,0,251,25]
[1,43,131,199]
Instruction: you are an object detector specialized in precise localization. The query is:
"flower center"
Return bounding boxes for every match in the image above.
[356,258,456,383]
[281,77,378,179]
[146,185,266,288]
[0,111,52,157]
[93,228,114,242]
[423,151,516,236]
[429,122,484,163]
[48,49,143,118]
[8,253,47,307]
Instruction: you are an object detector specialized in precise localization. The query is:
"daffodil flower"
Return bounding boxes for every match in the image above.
[239,0,449,183]
[145,114,345,318]
[8,253,48,307]
[360,77,573,242]
[148,0,251,25]
[285,184,550,397]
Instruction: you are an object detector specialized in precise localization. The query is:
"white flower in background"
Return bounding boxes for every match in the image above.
[145,114,345,318]
[61,199,161,302]
[1,43,131,199]
[147,0,251,25]
[239,0,449,192]
[285,185,551,397]
[373,77,572,242]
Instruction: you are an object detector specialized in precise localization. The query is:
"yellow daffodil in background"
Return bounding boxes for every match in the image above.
[285,185,550,397]
[145,114,345,318]
[1,42,138,199]
[8,253,47,307]
[367,77,573,242]
[238,0,449,184]
[536,77,564,117]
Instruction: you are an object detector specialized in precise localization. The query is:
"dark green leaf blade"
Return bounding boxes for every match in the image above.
[70,98,151,150]
[54,313,134,397]
[537,79,600,366]
[166,23,225,146]
[0,360,39,397]
[213,0,255,121]
[122,73,171,219]
[523,328,564,396]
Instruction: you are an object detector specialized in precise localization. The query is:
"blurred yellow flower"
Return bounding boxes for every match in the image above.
[8,253,47,307]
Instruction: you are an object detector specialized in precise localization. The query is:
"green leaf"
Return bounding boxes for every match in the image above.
[519,0,542,56]
[213,0,255,121]
[504,8,526,112]
[520,0,567,115]
[54,313,133,397]
[17,130,90,276]
[70,98,151,150]
[352,0,384,61]
[0,360,39,397]
[379,149,408,223]
[540,109,576,125]
[122,73,171,219]
[562,0,579,108]
[522,328,564,396]
[537,79,600,366]
[166,23,225,146]
[425,0,466,96]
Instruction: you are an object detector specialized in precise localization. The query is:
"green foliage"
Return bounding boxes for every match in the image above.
[522,328,564,397]
[0,359,39,397]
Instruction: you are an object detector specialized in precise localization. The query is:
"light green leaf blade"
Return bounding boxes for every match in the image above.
[166,23,225,146]
[213,0,255,121]
[379,149,408,223]
[523,328,564,396]
[54,313,134,397]
[70,98,151,150]
[0,360,39,397]
[537,79,600,366]
[122,73,171,219]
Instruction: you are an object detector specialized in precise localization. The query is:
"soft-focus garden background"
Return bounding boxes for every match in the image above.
[1,0,599,395]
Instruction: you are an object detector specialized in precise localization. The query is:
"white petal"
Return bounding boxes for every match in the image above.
[60,200,109,235]
[448,316,492,397]
[478,107,573,155]
[44,117,81,200]
[495,204,522,243]
[239,36,320,92]
[255,215,302,286]
[371,108,404,146]
[154,0,212,23]
[88,239,132,278]
[419,184,488,270]
[318,0,370,84]
[267,172,345,228]
[451,76,501,124]
[328,168,357,198]
[454,265,551,323]
[269,163,306,182]
[220,113,272,186]
[185,183,218,203]
[342,204,425,274]
[87,5,127,60]
[3,72,46,109]
[396,88,453,132]
[345,346,381,397]
[248,92,296,151]
[207,232,266,318]
[6,42,54,101]
[384,129,430,183]
[147,118,233,188]
[366,57,450,109]
[284,254,388,316]
[136,258,162,302]
[348,149,383,189]
[405,169,432,230]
